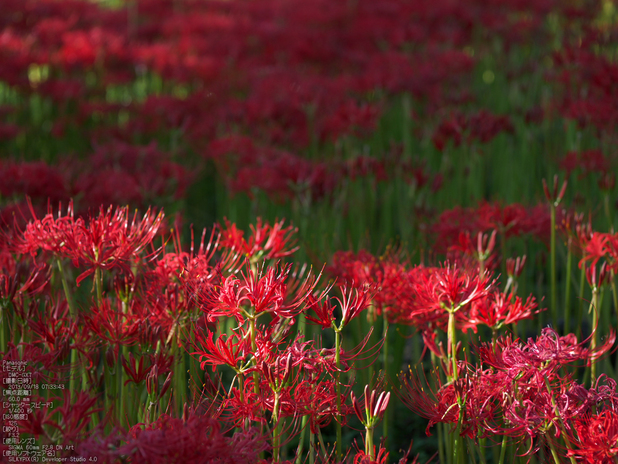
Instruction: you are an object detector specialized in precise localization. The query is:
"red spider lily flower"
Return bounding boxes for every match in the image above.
[398,365,461,436]
[191,331,250,371]
[336,283,374,329]
[14,201,164,286]
[260,352,293,391]
[240,264,288,315]
[64,205,164,286]
[354,445,389,464]
[598,172,615,192]
[580,232,610,270]
[225,380,269,426]
[219,217,299,261]
[84,297,142,350]
[479,327,615,379]
[18,391,101,445]
[467,291,541,331]
[568,410,618,463]
[305,292,337,329]
[13,200,77,259]
[122,352,152,386]
[351,385,390,428]
[146,364,173,400]
[507,256,527,279]
[326,249,412,323]
[327,250,380,286]
[505,255,527,284]
[398,365,502,439]
[74,428,125,463]
[497,371,597,445]
[430,202,554,252]
[542,175,568,207]
[17,396,59,440]
[586,260,611,288]
[51,390,102,443]
[0,258,50,303]
[121,414,267,463]
[560,149,610,179]
[416,263,492,312]
[403,263,492,331]
[212,261,323,322]
[293,380,342,434]
[449,230,498,273]
[28,301,73,358]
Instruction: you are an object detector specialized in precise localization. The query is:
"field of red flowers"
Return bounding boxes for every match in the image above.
[2,0,618,462]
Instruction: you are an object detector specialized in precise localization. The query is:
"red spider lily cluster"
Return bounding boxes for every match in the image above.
[1,210,421,462]
[1,0,614,219]
[399,328,618,463]
[2,0,618,462]
[3,201,616,462]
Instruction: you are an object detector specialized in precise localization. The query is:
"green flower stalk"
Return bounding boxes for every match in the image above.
[56,259,81,393]
[351,385,390,460]
[585,261,608,386]
[306,283,374,461]
[542,175,567,322]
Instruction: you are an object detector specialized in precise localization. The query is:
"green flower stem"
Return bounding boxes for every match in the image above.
[544,377,577,464]
[1,302,9,356]
[437,420,446,464]
[432,351,447,464]
[104,360,113,426]
[56,259,75,318]
[295,416,308,464]
[576,265,586,339]
[334,328,343,461]
[453,394,467,464]
[604,192,614,232]
[564,243,572,332]
[94,267,103,305]
[590,285,599,386]
[549,202,557,323]
[467,437,478,464]
[611,272,618,323]
[498,434,507,464]
[117,344,129,425]
[547,437,563,464]
[297,312,306,340]
[249,315,261,399]
[189,319,200,402]
[447,308,458,381]
[477,437,487,464]
[382,311,389,445]
[56,259,80,393]
[365,425,375,459]
[272,391,282,462]
[316,425,329,460]
[309,428,315,464]
[175,337,187,416]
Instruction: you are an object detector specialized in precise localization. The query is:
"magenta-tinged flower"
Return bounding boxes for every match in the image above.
[398,364,502,438]
[479,327,615,379]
